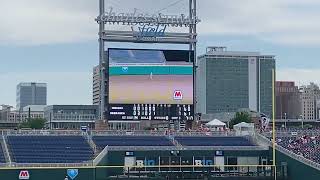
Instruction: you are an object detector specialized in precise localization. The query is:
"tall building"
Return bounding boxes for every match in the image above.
[299,83,319,120]
[16,82,47,111]
[275,81,301,119]
[197,47,275,117]
[92,65,108,105]
[93,65,100,105]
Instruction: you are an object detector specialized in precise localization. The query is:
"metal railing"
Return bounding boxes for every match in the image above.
[93,145,108,166]
[1,129,240,137]
[1,135,11,164]
[104,145,267,151]
[2,130,84,136]
[6,162,93,168]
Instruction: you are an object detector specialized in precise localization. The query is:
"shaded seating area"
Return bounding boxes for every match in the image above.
[92,136,173,149]
[0,145,5,163]
[7,136,93,163]
[175,136,254,146]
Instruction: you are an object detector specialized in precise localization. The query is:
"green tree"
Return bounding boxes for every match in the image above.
[19,118,46,129]
[229,112,252,129]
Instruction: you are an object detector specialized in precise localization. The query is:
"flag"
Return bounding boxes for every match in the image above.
[260,113,270,131]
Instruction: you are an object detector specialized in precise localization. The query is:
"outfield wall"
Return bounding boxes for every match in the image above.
[276,150,320,180]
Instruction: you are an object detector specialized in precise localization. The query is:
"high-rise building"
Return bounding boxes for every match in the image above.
[16,82,47,111]
[299,83,319,120]
[275,81,301,119]
[93,65,101,105]
[197,47,275,117]
[92,66,108,105]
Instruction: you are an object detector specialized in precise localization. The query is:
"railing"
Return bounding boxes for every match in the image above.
[1,129,240,137]
[91,130,237,137]
[1,135,11,164]
[4,162,94,168]
[98,164,279,178]
[2,130,84,136]
[83,132,98,155]
[104,145,267,151]
[93,145,108,166]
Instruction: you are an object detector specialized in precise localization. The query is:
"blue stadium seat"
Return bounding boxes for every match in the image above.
[92,136,173,149]
[7,136,93,163]
[0,145,6,163]
[174,136,254,146]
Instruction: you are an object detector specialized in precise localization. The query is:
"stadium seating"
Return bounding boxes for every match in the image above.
[92,136,174,149]
[175,136,254,146]
[7,136,93,163]
[0,145,6,163]
[277,135,320,164]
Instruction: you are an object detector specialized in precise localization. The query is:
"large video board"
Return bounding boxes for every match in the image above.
[108,48,194,121]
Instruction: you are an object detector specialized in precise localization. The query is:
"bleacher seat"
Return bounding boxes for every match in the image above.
[7,136,93,163]
[92,136,173,149]
[0,145,6,163]
[175,136,254,146]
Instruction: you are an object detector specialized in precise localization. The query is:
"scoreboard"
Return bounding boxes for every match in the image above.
[109,104,194,121]
[107,48,194,122]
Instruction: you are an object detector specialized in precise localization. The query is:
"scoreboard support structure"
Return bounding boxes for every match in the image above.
[96,0,200,129]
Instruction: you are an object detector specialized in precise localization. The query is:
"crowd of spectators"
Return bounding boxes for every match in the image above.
[276,129,320,164]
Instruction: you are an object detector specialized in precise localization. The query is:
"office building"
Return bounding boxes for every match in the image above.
[16,82,47,111]
[276,81,301,119]
[92,65,108,110]
[44,105,98,129]
[197,47,275,117]
[93,65,101,105]
[299,83,320,120]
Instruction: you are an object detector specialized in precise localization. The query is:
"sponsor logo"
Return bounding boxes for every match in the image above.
[19,170,30,180]
[173,90,183,100]
[98,7,200,26]
[194,160,213,166]
[122,66,128,73]
[136,160,155,167]
[132,24,167,40]
[67,169,78,180]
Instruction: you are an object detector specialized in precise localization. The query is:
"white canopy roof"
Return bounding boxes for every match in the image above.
[234,122,253,128]
[205,119,226,126]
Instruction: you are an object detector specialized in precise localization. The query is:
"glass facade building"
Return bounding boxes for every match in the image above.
[197,47,275,117]
[16,82,47,111]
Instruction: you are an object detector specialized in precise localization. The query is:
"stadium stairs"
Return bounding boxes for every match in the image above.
[84,132,98,155]
[0,135,11,164]
[166,135,182,147]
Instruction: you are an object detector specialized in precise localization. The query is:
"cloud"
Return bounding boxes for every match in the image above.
[1,0,320,45]
[0,71,92,106]
[198,0,320,45]
[277,68,320,85]
[0,0,97,45]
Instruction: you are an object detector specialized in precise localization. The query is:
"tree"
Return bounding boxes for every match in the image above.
[19,118,46,129]
[229,112,252,129]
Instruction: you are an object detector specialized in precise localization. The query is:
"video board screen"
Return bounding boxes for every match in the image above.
[108,48,194,121]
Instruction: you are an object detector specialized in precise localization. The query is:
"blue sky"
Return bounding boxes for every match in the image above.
[1,0,320,107]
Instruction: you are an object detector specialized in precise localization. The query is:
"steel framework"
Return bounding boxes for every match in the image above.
[96,0,199,127]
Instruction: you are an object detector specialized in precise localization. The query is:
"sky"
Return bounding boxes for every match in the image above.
[1,0,320,106]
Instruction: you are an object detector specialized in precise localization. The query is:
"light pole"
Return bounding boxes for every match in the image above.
[284,113,287,129]
[299,115,303,128]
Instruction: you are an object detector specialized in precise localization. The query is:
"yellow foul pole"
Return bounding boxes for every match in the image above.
[272,68,276,179]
